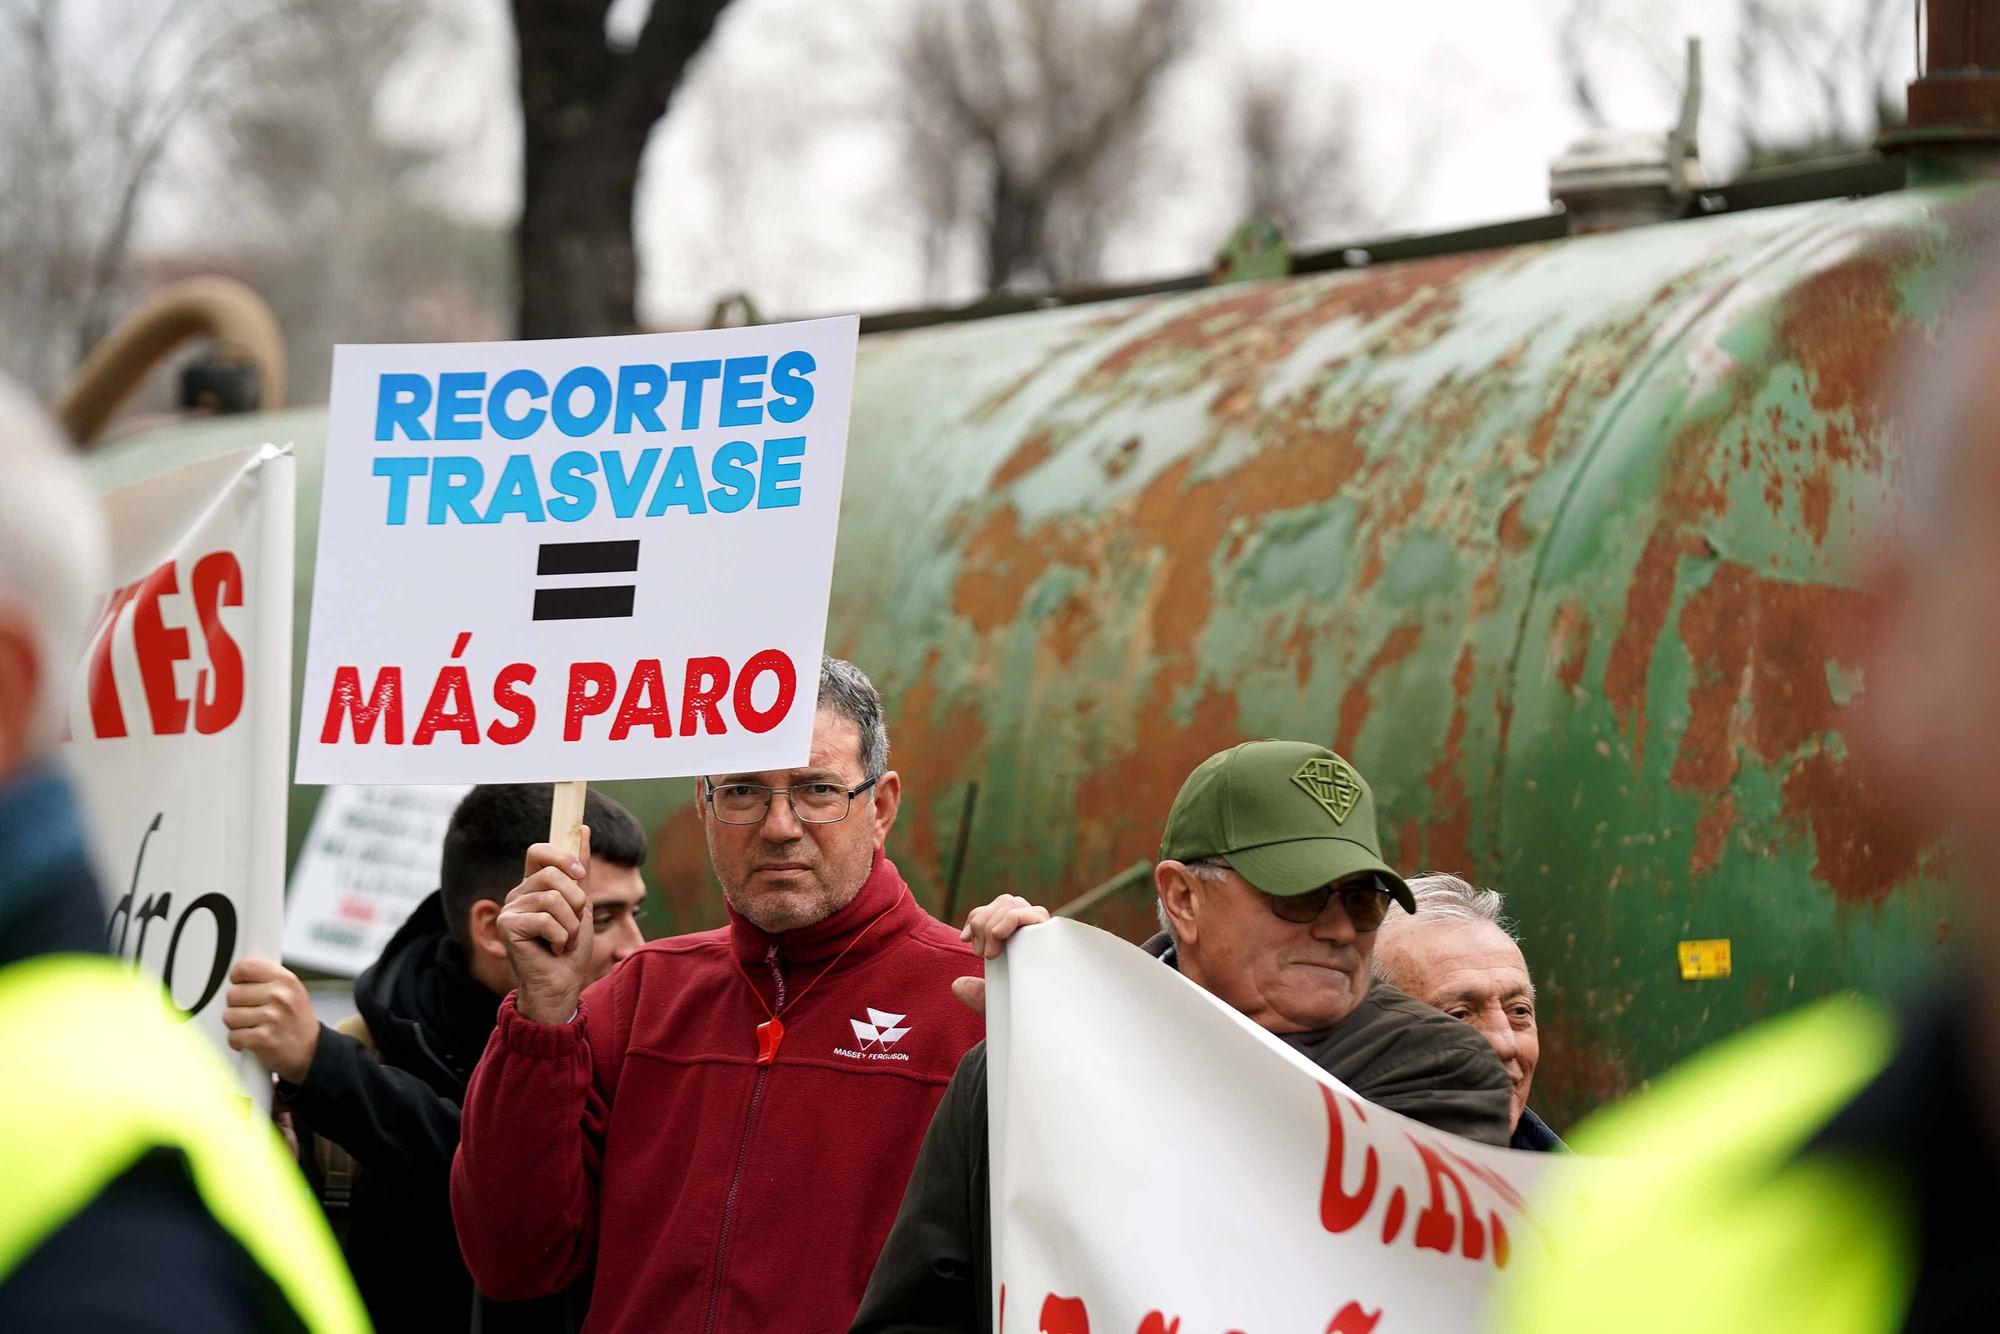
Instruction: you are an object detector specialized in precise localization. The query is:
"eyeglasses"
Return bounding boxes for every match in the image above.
[1265,878,1394,931]
[703,775,879,826]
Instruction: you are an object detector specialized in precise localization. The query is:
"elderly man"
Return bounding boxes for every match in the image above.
[1496,259,2000,1331]
[452,658,987,1333]
[853,739,1511,1334]
[1373,873,1564,1151]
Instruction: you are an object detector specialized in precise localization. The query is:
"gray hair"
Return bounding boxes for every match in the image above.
[0,382,107,751]
[818,655,889,778]
[1155,855,1232,943]
[1372,872,1521,987]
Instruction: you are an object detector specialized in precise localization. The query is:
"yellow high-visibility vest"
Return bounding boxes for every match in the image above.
[0,953,370,1332]
[1494,994,1914,1334]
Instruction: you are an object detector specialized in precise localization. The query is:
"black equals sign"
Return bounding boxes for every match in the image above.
[534,540,640,621]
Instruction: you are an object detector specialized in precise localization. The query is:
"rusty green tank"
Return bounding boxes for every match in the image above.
[81,174,2000,1126]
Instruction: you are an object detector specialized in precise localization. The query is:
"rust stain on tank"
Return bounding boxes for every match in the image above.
[1799,467,1834,545]
[1548,600,1591,692]
[1669,564,1873,796]
[1777,253,1905,426]
[1537,1006,1632,1123]
[1780,750,1932,905]
[1691,793,1738,877]
[1418,644,1477,874]
[888,651,992,881]
[1072,671,1244,880]
[1497,497,1534,552]
[991,429,1056,489]
[1604,531,1696,764]
[1334,622,1423,755]
[1082,251,1495,399]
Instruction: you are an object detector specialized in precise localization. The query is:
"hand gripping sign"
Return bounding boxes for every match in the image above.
[986,921,1556,1333]
[297,317,858,800]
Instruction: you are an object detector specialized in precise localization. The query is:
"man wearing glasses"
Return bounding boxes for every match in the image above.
[451,658,987,1333]
[852,739,1513,1334]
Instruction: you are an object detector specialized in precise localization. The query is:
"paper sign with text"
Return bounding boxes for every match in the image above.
[283,783,471,976]
[297,316,859,784]
[987,921,1556,1333]
[62,445,294,1094]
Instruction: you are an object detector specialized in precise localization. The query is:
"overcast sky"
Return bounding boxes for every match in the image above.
[241,0,1922,327]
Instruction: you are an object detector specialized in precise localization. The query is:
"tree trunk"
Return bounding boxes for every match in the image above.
[518,127,645,337]
[512,0,736,339]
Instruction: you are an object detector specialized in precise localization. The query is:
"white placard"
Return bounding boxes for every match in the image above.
[988,921,1554,1333]
[282,783,471,976]
[296,316,859,785]
[61,445,294,1093]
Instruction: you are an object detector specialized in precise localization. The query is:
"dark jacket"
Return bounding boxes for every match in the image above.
[0,765,293,1334]
[1511,1106,1567,1152]
[850,931,1513,1334]
[281,891,583,1334]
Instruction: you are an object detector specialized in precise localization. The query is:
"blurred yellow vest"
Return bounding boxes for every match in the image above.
[0,954,369,1332]
[1494,994,1914,1334]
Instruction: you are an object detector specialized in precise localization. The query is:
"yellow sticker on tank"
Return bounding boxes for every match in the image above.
[1678,938,1732,980]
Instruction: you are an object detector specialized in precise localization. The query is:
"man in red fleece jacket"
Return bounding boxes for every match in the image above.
[451,657,985,1332]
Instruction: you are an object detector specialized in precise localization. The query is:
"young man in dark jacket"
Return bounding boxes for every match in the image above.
[222,784,650,1333]
[852,740,1513,1334]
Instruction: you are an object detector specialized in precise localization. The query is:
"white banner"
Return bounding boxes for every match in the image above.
[282,783,470,977]
[988,921,1550,1334]
[61,445,294,1086]
[297,317,859,785]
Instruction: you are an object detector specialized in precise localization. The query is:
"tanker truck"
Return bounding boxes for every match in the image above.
[59,35,2000,1126]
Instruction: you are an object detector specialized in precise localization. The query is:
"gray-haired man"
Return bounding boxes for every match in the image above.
[1373,874,1565,1151]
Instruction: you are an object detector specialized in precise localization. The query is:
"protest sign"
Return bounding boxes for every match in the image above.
[282,783,470,976]
[296,317,860,786]
[987,921,1552,1333]
[61,444,294,1085]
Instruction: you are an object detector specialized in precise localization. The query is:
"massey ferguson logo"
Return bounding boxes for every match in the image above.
[835,1007,912,1061]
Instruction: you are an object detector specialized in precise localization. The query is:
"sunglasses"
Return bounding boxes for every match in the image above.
[1263,877,1394,931]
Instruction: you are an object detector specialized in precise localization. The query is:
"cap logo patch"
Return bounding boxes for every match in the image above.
[1292,757,1361,824]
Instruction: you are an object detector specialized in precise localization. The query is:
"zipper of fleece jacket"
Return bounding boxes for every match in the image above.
[702,944,787,1334]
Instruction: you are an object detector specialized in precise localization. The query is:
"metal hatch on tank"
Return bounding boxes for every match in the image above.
[67,9,2000,1125]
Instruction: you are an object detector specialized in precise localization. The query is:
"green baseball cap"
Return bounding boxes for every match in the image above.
[1159,740,1415,913]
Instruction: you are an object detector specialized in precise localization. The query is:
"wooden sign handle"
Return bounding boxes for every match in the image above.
[550,780,587,859]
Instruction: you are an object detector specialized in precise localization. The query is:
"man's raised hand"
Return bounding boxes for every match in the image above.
[499,824,596,1025]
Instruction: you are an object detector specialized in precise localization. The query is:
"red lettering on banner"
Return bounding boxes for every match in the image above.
[86,579,143,738]
[1408,1134,1487,1263]
[732,648,795,734]
[1325,1302,1382,1334]
[188,553,244,734]
[1319,1087,1379,1233]
[1313,1087,1521,1272]
[1039,1294,1090,1334]
[610,658,673,740]
[321,666,404,744]
[414,669,479,745]
[1137,1315,1180,1334]
[681,656,730,735]
[564,662,618,740]
[487,664,537,744]
[132,562,191,734]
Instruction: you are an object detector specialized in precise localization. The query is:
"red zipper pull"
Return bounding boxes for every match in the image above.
[756,1016,784,1065]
